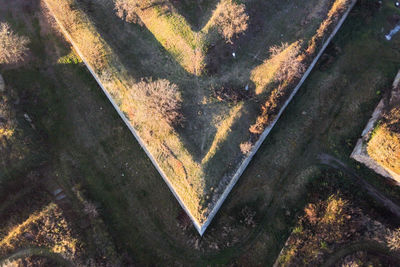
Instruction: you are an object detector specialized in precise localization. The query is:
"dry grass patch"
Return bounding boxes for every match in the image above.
[0,203,78,259]
[367,107,400,176]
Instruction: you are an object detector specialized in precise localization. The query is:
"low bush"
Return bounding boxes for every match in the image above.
[213,0,249,44]
[387,228,400,251]
[270,42,305,84]
[127,78,183,129]
[0,23,29,65]
[239,141,252,155]
[114,0,156,25]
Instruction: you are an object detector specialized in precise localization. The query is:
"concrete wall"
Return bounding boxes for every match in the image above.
[351,70,400,185]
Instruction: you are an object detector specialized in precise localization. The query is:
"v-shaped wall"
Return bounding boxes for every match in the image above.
[44,0,355,235]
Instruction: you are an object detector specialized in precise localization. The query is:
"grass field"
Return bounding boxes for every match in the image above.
[42,0,353,226]
[2,0,400,265]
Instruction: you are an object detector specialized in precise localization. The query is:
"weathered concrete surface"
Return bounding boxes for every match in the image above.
[391,70,400,102]
[351,70,400,184]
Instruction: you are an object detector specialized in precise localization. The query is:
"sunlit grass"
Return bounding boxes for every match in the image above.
[57,50,82,65]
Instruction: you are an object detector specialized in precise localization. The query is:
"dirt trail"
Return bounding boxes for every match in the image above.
[0,247,73,266]
[317,153,400,218]
[322,240,400,267]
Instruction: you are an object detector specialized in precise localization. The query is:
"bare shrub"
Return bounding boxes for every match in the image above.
[213,0,249,44]
[214,84,251,103]
[115,0,142,24]
[129,78,183,127]
[240,141,252,155]
[176,210,192,231]
[278,193,363,266]
[0,88,15,140]
[114,0,155,25]
[269,42,305,84]
[387,228,400,251]
[383,106,400,134]
[239,206,256,227]
[304,203,318,225]
[0,23,29,64]
[83,201,99,219]
[0,203,79,259]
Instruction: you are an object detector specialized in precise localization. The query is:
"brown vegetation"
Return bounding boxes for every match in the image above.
[0,87,15,140]
[277,193,387,266]
[239,141,252,155]
[0,23,29,64]
[387,228,400,251]
[0,203,79,259]
[306,0,350,56]
[114,0,155,25]
[249,84,286,135]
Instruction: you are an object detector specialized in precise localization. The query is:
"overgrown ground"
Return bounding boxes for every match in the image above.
[276,169,400,266]
[42,0,351,224]
[2,0,400,265]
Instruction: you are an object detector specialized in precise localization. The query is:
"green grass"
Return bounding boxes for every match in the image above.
[2,0,400,265]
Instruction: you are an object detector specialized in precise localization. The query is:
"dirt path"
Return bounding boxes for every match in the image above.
[322,240,400,267]
[0,247,73,266]
[317,153,400,218]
